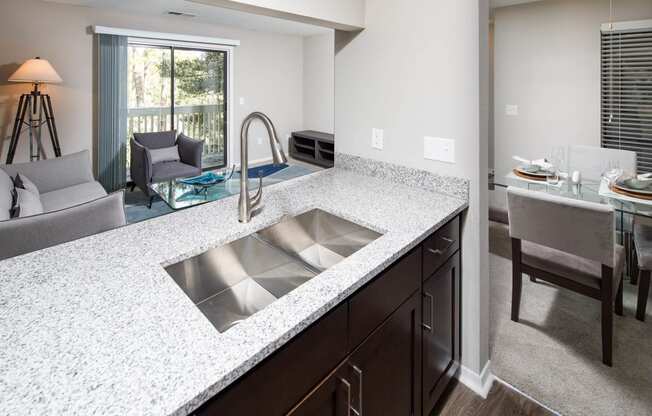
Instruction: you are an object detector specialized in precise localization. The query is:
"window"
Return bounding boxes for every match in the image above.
[127,42,228,169]
[601,24,652,173]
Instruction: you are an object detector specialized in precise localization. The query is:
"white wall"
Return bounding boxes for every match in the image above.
[335,0,490,376]
[192,0,365,30]
[493,0,652,176]
[303,32,334,133]
[0,0,305,166]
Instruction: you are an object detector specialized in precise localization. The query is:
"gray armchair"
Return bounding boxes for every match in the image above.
[130,131,204,207]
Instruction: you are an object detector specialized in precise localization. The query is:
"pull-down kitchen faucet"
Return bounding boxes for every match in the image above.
[238,112,288,223]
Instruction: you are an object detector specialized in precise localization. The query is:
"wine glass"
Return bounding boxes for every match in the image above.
[546,147,565,185]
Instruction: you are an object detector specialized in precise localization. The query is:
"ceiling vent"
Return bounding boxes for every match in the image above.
[167,11,197,18]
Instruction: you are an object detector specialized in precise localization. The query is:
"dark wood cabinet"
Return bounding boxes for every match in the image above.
[193,214,463,416]
[422,251,461,414]
[287,365,350,416]
[348,290,421,416]
[194,304,348,416]
[348,248,420,348]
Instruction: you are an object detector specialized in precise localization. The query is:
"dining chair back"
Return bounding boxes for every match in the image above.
[507,186,615,266]
[568,145,637,180]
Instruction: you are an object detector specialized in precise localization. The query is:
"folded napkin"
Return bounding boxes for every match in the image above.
[512,156,553,171]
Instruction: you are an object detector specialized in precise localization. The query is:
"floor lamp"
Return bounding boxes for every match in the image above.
[6,57,63,164]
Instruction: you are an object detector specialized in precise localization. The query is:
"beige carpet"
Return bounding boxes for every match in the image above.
[489,221,652,416]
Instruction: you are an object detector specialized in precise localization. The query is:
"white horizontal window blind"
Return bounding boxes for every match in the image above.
[601,23,652,173]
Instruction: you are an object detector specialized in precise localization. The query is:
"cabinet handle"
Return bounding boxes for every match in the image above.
[427,236,454,256]
[340,378,352,416]
[349,364,363,416]
[422,292,434,332]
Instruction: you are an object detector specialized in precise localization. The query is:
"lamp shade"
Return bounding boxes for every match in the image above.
[8,57,62,84]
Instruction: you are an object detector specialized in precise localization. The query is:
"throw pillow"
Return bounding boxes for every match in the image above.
[0,168,13,220]
[149,145,180,165]
[13,173,40,197]
[9,188,20,218]
[16,188,44,218]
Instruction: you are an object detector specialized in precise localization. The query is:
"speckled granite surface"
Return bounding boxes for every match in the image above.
[336,152,470,201]
[0,158,468,416]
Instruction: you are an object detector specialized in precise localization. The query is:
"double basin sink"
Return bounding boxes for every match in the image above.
[165,209,381,333]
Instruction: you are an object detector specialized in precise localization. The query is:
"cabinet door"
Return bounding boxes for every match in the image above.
[287,365,350,416]
[422,251,460,414]
[346,291,421,416]
[194,304,348,416]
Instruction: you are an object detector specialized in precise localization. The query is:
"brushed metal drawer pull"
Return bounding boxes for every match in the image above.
[427,236,454,255]
[422,292,434,332]
[350,364,363,416]
[340,378,352,416]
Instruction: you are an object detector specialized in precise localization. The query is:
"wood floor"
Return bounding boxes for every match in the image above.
[432,380,556,416]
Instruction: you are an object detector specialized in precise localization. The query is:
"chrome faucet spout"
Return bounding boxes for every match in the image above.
[238,112,288,223]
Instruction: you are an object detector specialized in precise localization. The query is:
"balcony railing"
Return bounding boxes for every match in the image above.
[127,104,226,166]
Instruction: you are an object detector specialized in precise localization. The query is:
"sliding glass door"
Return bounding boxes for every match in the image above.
[173,48,227,168]
[127,43,227,169]
[127,45,172,134]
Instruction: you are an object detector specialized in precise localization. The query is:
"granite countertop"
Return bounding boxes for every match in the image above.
[0,155,468,416]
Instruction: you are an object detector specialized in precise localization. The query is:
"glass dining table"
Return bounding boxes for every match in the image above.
[492,171,652,219]
[491,170,652,278]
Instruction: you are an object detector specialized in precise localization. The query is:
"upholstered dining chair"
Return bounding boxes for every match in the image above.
[633,223,652,321]
[507,186,625,366]
[489,186,509,225]
[567,145,637,181]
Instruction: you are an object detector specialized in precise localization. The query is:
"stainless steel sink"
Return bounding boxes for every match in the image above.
[256,209,382,272]
[165,209,381,333]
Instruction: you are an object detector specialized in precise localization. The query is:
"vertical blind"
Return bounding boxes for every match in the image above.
[97,34,128,191]
[601,25,652,173]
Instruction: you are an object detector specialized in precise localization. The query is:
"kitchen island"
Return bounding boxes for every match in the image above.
[0,154,468,416]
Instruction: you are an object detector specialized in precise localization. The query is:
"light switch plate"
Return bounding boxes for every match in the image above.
[239,97,245,105]
[424,136,455,164]
[372,128,384,150]
[505,104,518,116]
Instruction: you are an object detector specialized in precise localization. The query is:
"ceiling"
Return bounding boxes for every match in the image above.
[42,0,332,36]
[491,0,544,8]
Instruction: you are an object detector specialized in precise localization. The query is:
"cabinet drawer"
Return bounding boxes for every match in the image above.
[349,248,421,348]
[423,215,460,280]
[194,303,348,416]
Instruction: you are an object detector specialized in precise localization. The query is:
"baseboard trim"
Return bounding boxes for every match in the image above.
[458,360,494,399]
[493,376,563,415]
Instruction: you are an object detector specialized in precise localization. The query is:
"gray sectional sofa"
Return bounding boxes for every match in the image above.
[0,150,126,260]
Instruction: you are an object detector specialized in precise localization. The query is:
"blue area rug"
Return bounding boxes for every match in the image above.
[245,163,288,178]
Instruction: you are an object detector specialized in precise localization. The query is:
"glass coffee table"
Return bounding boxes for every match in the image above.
[148,164,316,210]
[149,176,260,210]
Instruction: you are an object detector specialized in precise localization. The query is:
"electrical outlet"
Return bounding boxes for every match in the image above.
[505,104,518,116]
[372,128,384,150]
[424,136,455,164]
